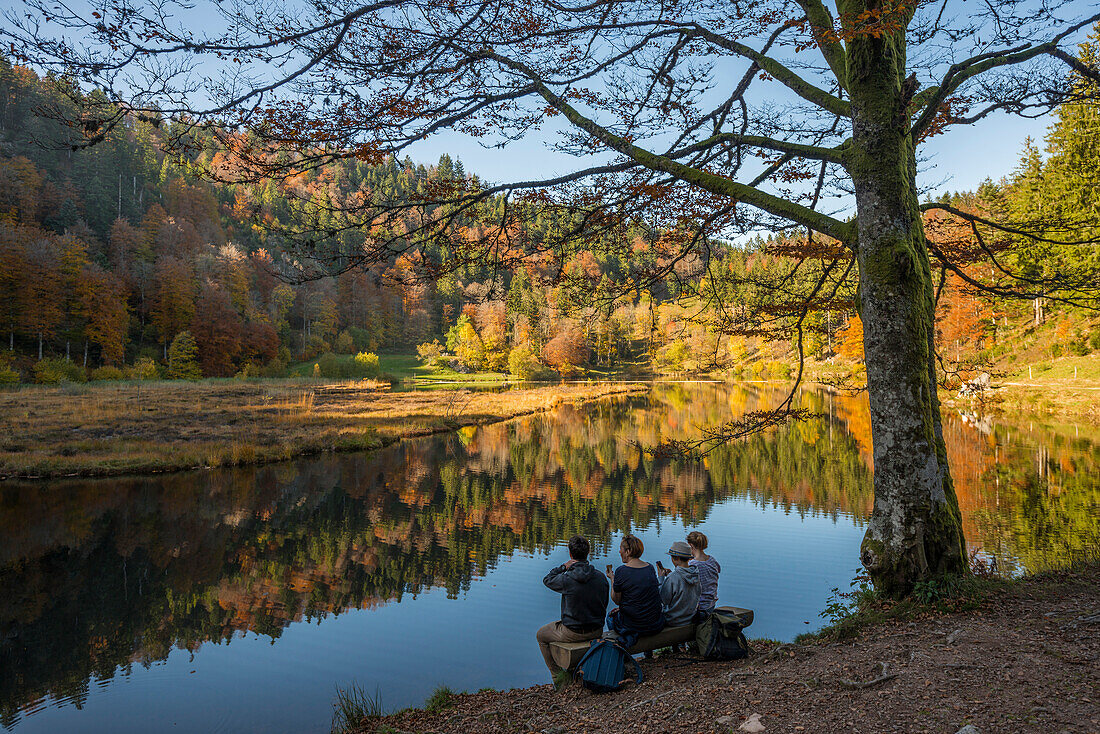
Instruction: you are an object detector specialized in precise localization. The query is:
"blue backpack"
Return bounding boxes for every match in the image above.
[573,639,643,693]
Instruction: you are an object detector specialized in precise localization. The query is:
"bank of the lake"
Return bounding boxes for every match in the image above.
[938,354,1100,423]
[0,380,648,479]
[978,380,1100,423]
[362,565,1100,734]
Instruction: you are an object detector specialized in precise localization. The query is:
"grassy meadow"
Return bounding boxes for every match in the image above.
[982,354,1100,422]
[0,378,646,479]
[283,353,513,384]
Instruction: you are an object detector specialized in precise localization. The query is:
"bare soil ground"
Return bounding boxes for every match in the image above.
[370,566,1099,734]
[0,380,646,478]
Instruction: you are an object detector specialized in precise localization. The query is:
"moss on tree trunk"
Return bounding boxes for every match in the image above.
[845,21,967,596]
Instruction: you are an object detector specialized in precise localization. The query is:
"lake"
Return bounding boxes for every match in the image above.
[1,383,1097,733]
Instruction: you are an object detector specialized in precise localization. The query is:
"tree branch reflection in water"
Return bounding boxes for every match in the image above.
[1,383,1096,728]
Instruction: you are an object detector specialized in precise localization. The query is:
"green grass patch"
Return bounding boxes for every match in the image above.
[332,430,384,452]
[795,572,1009,644]
[331,682,384,734]
[423,685,458,714]
[747,637,783,647]
[283,353,384,380]
[378,353,509,382]
[283,353,510,384]
[1007,354,1100,381]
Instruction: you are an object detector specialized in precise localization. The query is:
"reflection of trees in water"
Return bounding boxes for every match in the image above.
[945,418,1100,575]
[1,385,1094,726]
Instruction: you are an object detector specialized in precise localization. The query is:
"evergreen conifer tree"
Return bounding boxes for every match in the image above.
[166,330,202,380]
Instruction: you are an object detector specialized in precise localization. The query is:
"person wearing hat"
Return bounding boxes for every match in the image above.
[657,541,701,629]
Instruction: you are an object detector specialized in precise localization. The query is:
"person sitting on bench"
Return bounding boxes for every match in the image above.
[687,530,721,622]
[657,541,700,628]
[536,535,609,678]
[604,534,665,648]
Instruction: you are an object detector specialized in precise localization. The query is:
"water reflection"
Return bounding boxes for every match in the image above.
[945,415,1100,575]
[0,383,1096,730]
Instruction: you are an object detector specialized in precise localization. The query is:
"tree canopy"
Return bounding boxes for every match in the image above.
[5,0,1100,593]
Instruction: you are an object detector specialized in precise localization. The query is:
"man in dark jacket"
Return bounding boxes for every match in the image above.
[536,535,609,677]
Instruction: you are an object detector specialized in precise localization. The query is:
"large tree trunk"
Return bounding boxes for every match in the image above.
[846,26,967,596]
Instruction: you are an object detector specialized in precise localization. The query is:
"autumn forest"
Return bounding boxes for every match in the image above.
[2,43,1098,386]
[2,0,1100,730]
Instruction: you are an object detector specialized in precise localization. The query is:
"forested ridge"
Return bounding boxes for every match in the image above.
[1,46,1097,384]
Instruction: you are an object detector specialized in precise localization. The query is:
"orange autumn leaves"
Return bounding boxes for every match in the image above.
[836,206,995,365]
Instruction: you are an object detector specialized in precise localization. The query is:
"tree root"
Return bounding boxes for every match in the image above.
[838,662,898,689]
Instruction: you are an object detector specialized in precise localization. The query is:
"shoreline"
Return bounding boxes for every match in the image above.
[0,381,649,481]
[973,381,1100,423]
[4,372,1096,481]
[5,373,1096,481]
[360,565,1099,733]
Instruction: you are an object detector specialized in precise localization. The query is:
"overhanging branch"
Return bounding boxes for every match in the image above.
[910,12,1100,139]
[488,52,855,244]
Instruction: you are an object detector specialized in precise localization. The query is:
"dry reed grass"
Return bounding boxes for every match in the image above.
[0,380,646,478]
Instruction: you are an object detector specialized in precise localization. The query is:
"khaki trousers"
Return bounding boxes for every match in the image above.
[536,620,601,673]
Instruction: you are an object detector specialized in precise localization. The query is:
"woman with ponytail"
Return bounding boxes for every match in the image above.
[686,531,720,621]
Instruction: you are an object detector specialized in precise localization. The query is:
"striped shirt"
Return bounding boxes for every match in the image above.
[689,555,721,611]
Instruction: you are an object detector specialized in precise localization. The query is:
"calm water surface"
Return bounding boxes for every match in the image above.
[1,383,1097,733]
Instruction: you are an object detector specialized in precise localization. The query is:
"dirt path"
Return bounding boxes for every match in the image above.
[371,567,1099,734]
[0,381,648,478]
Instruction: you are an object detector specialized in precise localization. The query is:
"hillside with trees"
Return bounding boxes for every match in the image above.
[1,45,1098,386]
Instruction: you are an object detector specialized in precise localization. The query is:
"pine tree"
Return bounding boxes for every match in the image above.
[166,330,202,379]
[1045,25,1100,242]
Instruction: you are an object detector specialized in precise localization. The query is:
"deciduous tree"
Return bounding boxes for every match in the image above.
[542,323,589,377]
[18,231,63,359]
[151,256,196,357]
[76,264,129,365]
[191,284,244,377]
[0,221,33,350]
[11,0,1100,593]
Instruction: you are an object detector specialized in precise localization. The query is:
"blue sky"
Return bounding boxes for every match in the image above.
[4,0,1088,200]
[404,107,1046,199]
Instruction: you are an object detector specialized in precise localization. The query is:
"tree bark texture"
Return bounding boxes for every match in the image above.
[846,26,967,595]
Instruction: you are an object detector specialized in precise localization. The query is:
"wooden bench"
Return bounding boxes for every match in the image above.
[549,606,753,671]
